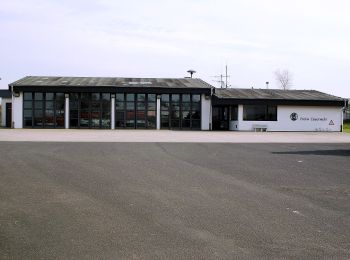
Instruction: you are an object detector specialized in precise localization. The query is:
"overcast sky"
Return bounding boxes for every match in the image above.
[0,0,349,97]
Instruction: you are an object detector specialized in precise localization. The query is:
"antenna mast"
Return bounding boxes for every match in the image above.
[213,64,230,88]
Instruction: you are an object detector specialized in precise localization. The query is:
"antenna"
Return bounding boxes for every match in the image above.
[213,64,230,88]
[187,70,196,78]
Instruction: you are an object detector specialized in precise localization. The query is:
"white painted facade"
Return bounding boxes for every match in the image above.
[1,97,12,127]
[201,94,211,130]
[12,92,23,129]
[229,105,343,132]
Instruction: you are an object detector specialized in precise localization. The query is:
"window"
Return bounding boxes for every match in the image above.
[161,94,201,130]
[23,92,65,128]
[115,93,156,129]
[243,105,277,121]
[230,105,238,121]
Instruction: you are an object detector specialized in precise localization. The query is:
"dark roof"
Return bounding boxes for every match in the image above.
[213,88,345,107]
[10,76,213,94]
[0,90,11,98]
[10,76,212,89]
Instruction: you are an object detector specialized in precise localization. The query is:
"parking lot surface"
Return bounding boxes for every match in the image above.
[0,142,349,259]
[0,129,350,143]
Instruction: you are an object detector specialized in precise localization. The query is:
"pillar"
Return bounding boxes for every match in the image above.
[111,94,115,130]
[65,93,69,129]
[156,95,161,130]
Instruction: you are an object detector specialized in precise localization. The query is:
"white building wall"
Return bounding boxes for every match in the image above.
[234,105,342,132]
[12,92,23,129]
[201,94,211,130]
[1,97,12,127]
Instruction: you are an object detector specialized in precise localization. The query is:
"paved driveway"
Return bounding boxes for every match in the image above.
[0,142,349,259]
[0,129,350,143]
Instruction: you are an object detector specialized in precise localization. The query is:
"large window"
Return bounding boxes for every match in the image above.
[69,93,111,128]
[23,92,65,128]
[243,105,277,121]
[115,93,156,129]
[161,94,201,130]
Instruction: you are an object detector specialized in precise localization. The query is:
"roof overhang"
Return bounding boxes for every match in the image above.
[11,85,211,95]
[212,95,345,107]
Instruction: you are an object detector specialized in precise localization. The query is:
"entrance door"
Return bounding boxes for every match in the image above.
[212,106,229,130]
[6,103,12,128]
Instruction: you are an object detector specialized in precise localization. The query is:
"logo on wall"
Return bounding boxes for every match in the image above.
[290,113,298,121]
[329,120,334,125]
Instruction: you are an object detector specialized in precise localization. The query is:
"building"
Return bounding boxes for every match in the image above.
[0,76,346,132]
[0,90,12,127]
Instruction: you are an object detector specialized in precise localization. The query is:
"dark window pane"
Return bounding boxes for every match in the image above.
[182,120,191,128]
[116,102,125,110]
[182,103,191,111]
[230,106,238,121]
[101,119,111,128]
[192,94,200,102]
[55,115,65,127]
[56,93,64,100]
[81,100,89,110]
[137,103,145,110]
[46,101,54,110]
[70,93,79,100]
[91,102,100,110]
[34,101,43,109]
[126,102,135,110]
[81,93,90,100]
[243,105,275,121]
[148,102,156,110]
[70,118,78,128]
[24,110,32,117]
[161,94,169,102]
[102,93,110,101]
[148,94,156,102]
[46,93,54,100]
[172,94,180,102]
[24,92,32,100]
[191,111,201,120]
[24,101,32,109]
[267,106,277,121]
[182,94,190,102]
[137,94,145,101]
[182,111,191,120]
[171,111,180,119]
[171,120,180,128]
[116,93,124,101]
[171,104,180,111]
[91,93,100,100]
[126,94,134,101]
[161,102,169,110]
[35,93,43,100]
[192,102,201,111]
[192,120,201,129]
[24,117,32,127]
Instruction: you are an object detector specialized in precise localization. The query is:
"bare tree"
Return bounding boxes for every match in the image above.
[274,69,293,90]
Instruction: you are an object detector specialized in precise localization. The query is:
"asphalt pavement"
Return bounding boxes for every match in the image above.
[0,142,349,259]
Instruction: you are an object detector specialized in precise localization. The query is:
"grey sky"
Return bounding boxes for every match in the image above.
[0,0,349,97]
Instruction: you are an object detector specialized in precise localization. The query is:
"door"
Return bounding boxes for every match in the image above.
[212,106,229,130]
[6,103,12,128]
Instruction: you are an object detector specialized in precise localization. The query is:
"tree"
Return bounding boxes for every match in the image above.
[274,69,293,90]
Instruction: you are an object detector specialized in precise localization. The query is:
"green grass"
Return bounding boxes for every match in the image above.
[344,122,350,133]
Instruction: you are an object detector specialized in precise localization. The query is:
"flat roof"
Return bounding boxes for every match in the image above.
[10,76,213,94]
[10,76,212,89]
[213,88,345,107]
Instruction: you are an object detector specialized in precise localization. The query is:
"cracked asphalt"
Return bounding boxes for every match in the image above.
[0,142,349,259]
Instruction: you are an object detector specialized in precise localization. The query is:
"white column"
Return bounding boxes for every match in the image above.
[65,94,69,129]
[201,94,211,130]
[111,95,115,130]
[156,95,161,130]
